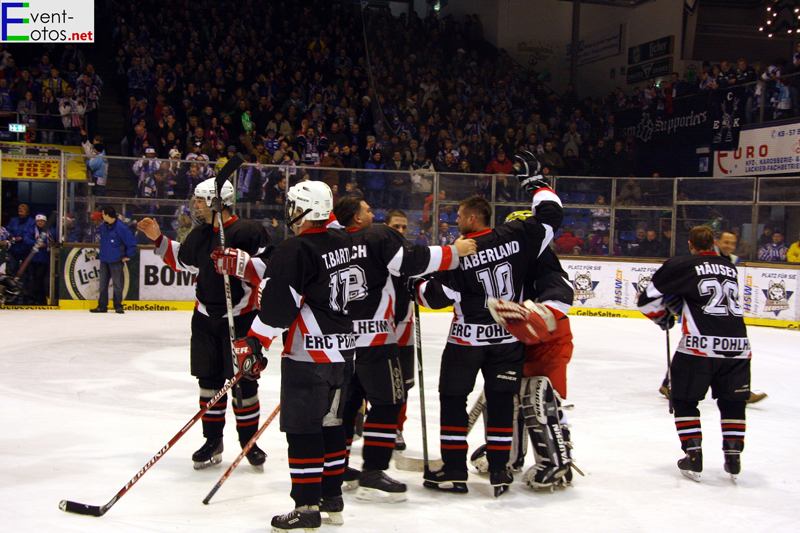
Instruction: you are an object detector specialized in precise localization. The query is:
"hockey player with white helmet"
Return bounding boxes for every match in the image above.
[221,180,356,531]
[137,176,273,472]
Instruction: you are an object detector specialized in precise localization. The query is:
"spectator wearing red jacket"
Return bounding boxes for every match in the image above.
[555,226,584,254]
[485,149,514,175]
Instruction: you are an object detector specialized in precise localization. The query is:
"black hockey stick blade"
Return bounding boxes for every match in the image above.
[215,153,246,192]
[59,499,107,516]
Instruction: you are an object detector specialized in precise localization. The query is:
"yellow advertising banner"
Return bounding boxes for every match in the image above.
[0,141,87,181]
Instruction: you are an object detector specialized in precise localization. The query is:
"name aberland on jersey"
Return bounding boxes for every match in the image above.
[638,253,751,359]
[417,218,558,347]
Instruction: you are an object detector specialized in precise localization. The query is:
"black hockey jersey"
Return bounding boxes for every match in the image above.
[347,224,460,348]
[154,216,273,317]
[638,251,751,359]
[393,275,414,348]
[416,187,563,346]
[525,247,573,315]
[249,227,356,364]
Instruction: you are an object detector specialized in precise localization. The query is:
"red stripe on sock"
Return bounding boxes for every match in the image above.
[291,477,323,484]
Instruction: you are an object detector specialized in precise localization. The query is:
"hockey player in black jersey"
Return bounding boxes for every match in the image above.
[413,156,563,497]
[224,181,355,531]
[638,226,752,483]
[136,177,273,471]
[385,210,414,452]
[471,210,578,490]
[332,195,477,503]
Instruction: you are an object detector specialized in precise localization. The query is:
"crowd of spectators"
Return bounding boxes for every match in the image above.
[0,42,102,144]
[0,0,797,259]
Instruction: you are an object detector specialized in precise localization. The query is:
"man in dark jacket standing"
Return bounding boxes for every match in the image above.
[91,206,137,313]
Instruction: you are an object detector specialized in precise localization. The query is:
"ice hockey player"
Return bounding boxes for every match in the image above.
[225,181,355,531]
[332,195,477,503]
[657,230,766,404]
[412,152,563,497]
[385,209,414,452]
[638,225,752,483]
[136,177,273,471]
[471,209,577,491]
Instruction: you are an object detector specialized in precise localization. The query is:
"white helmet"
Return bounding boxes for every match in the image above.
[284,181,333,227]
[194,177,235,208]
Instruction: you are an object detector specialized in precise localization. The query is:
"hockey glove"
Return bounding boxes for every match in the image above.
[653,312,675,331]
[513,150,549,195]
[211,247,259,286]
[233,336,268,379]
[488,298,556,344]
[406,275,429,299]
[664,294,684,318]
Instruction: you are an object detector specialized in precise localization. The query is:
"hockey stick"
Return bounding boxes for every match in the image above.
[4,211,58,302]
[666,328,674,415]
[59,373,243,517]
[214,153,247,408]
[203,403,281,505]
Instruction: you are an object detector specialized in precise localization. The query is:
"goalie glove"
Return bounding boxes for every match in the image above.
[488,298,557,345]
[232,336,268,379]
[513,150,549,195]
[211,247,260,286]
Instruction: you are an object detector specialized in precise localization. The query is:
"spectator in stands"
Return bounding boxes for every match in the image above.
[540,141,564,173]
[58,86,85,145]
[590,194,610,231]
[561,122,583,157]
[38,87,60,144]
[386,149,411,209]
[731,226,753,260]
[617,178,643,206]
[435,151,459,173]
[637,229,664,257]
[555,226,584,254]
[757,224,774,248]
[788,230,800,263]
[758,228,789,262]
[437,221,456,245]
[484,149,513,175]
[320,145,345,191]
[624,227,647,256]
[364,151,387,209]
[85,142,108,197]
[589,232,621,256]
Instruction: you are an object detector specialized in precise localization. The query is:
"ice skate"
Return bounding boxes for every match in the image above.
[724,452,741,483]
[245,444,266,472]
[394,429,406,451]
[490,469,513,497]
[523,460,568,490]
[192,438,223,470]
[342,466,360,491]
[320,495,344,526]
[271,505,321,533]
[356,470,407,503]
[423,468,469,493]
[677,449,702,482]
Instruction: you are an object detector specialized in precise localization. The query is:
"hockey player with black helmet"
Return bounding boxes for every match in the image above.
[137,177,273,471]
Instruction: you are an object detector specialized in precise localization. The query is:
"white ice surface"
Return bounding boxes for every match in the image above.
[0,311,798,532]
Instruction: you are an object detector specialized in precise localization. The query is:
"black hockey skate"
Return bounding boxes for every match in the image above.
[395,429,406,451]
[271,506,321,533]
[192,438,223,470]
[320,495,344,526]
[245,444,267,472]
[423,468,469,493]
[678,449,702,482]
[724,452,741,483]
[356,469,407,503]
[490,469,513,497]
[342,466,360,491]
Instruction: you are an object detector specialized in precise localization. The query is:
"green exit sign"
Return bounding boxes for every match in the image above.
[9,123,27,133]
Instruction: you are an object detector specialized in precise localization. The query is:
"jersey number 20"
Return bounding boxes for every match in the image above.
[698,278,743,317]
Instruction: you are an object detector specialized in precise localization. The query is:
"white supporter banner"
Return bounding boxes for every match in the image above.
[138,249,197,301]
[740,267,798,321]
[714,123,800,176]
[561,259,798,323]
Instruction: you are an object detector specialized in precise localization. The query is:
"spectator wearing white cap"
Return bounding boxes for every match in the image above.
[133,145,160,193]
[30,213,57,305]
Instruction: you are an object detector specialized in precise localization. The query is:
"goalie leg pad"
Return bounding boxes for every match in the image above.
[520,377,570,487]
[488,298,556,345]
